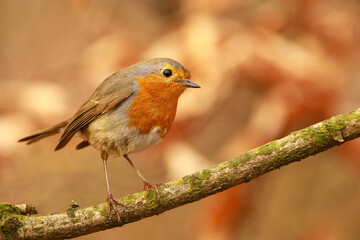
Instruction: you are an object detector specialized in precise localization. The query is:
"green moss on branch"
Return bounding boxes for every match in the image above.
[3,108,360,240]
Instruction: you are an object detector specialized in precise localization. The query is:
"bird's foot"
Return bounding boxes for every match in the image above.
[106,193,125,223]
[143,181,164,199]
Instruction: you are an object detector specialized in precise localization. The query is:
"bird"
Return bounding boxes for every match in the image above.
[18,58,200,222]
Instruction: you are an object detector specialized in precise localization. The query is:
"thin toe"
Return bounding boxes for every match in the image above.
[143,181,163,199]
[106,194,124,222]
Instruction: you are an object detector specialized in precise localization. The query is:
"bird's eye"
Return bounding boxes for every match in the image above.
[163,69,172,77]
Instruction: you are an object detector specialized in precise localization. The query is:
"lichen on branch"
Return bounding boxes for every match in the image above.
[1,108,360,240]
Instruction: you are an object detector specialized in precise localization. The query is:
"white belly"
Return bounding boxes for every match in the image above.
[84,96,163,156]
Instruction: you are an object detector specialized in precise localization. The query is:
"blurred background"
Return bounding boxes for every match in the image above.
[1,0,360,239]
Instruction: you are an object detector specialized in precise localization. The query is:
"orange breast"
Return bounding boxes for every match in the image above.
[127,74,185,137]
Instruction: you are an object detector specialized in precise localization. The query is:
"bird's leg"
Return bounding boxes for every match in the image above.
[101,152,124,222]
[123,154,163,199]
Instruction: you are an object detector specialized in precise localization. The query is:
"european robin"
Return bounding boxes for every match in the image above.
[18,58,200,222]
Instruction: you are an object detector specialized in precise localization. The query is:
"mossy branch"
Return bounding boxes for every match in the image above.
[1,108,360,240]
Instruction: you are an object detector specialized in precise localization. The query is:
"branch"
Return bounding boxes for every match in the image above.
[1,108,360,240]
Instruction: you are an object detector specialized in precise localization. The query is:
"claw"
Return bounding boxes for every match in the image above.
[107,193,125,222]
[143,181,164,199]
[123,155,164,200]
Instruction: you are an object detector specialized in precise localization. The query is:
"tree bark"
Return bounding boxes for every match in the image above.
[1,108,360,240]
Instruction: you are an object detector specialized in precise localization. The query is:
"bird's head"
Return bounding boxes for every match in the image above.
[132,58,200,98]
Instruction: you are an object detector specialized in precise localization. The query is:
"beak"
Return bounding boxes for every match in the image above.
[178,80,201,88]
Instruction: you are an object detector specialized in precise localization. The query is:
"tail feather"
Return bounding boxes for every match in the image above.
[18,121,68,145]
[76,140,90,150]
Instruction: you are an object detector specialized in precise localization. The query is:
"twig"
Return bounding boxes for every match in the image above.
[1,108,360,240]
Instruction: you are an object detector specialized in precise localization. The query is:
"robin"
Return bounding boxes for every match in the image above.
[18,58,200,222]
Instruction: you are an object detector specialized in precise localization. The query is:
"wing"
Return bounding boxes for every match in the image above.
[54,72,135,151]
